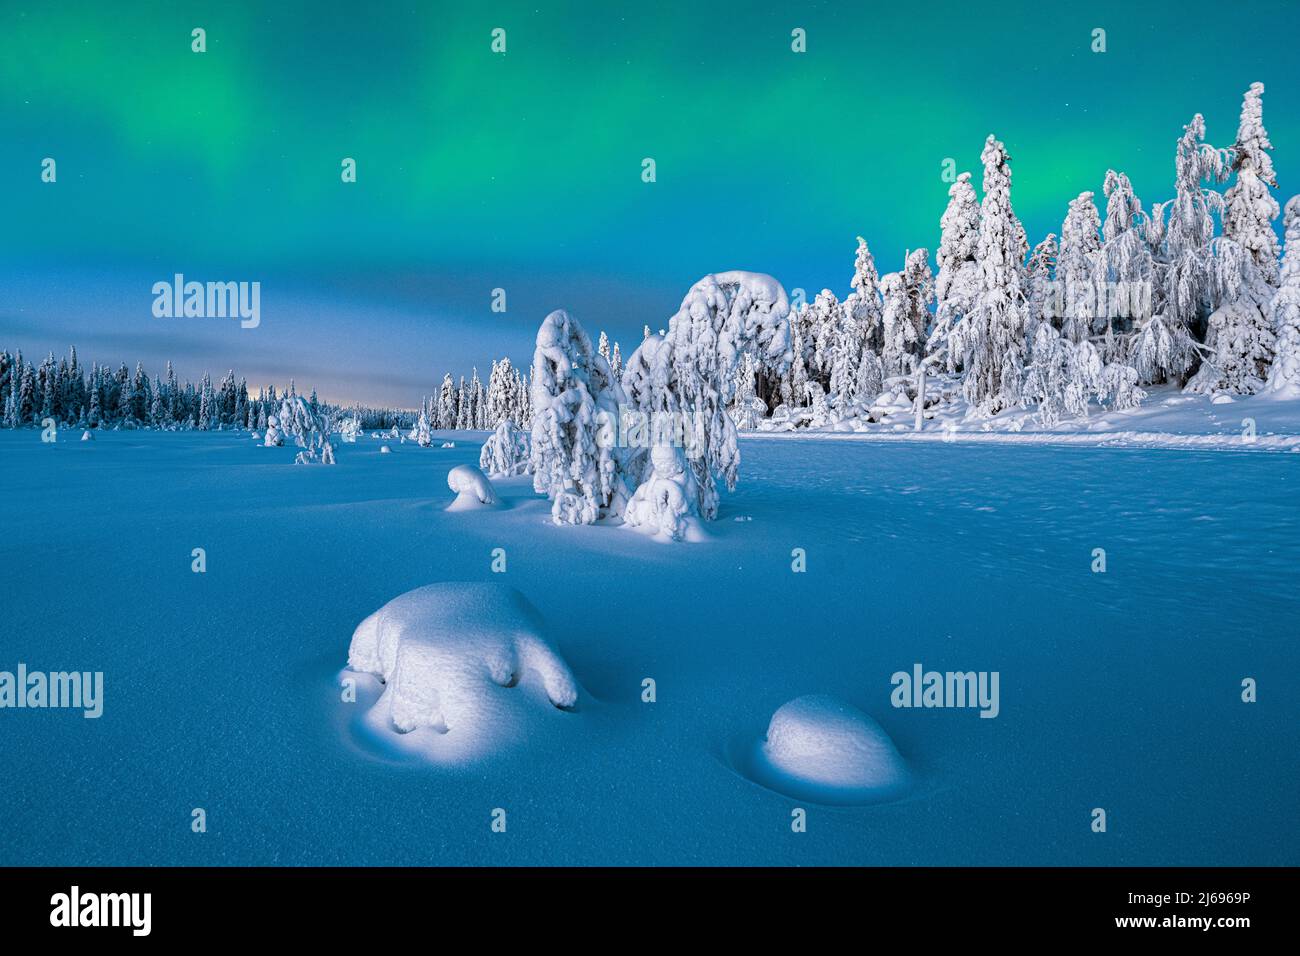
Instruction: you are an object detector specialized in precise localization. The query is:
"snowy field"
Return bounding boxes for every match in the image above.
[1,428,1296,866]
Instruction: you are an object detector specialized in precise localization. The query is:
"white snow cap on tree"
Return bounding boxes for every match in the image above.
[1267,196,1300,396]
[529,308,627,526]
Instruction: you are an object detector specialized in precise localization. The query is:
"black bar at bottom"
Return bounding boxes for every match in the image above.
[0,866,1285,939]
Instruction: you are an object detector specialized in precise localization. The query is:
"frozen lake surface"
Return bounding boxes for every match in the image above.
[1,429,1295,865]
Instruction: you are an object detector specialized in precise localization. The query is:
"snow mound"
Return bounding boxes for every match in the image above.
[379,445,391,454]
[446,464,498,510]
[345,583,579,759]
[80,430,94,442]
[441,441,456,448]
[742,695,910,805]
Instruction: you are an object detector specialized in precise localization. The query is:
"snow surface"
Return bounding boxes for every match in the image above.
[1,427,1295,865]
[752,384,1300,452]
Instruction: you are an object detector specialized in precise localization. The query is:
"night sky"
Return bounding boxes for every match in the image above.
[2,0,1297,405]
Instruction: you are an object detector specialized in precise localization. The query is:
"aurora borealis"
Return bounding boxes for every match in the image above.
[2,0,1297,405]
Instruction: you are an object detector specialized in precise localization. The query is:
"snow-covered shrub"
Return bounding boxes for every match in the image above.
[446,464,498,511]
[529,308,627,526]
[479,419,531,477]
[287,402,336,464]
[804,381,829,428]
[339,417,362,443]
[263,415,283,446]
[346,583,578,738]
[623,444,702,542]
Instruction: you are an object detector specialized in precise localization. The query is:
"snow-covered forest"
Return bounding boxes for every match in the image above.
[0,350,412,432]
[8,84,1299,510]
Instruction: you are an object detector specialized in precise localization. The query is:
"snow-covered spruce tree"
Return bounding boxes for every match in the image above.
[485,357,517,427]
[455,377,470,430]
[845,236,884,358]
[598,330,612,368]
[783,308,810,410]
[1186,238,1275,394]
[806,290,843,386]
[1223,82,1280,288]
[610,341,623,378]
[730,350,766,429]
[197,374,212,430]
[432,374,452,429]
[480,418,532,476]
[1182,84,1281,396]
[930,173,981,369]
[1057,192,1103,345]
[529,309,627,526]
[626,272,791,520]
[410,408,433,446]
[1021,321,1110,426]
[1140,114,1230,384]
[804,381,830,428]
[1096,170,1154,362]
[953,135,1029,416]
[880,249,934,378]
[1267,196,1300,396]
[1025,234,1059,340]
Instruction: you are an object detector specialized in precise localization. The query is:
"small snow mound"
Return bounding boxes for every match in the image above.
[1211,393,1236,405]
[446,464,498,510]
[441,441,456,448]
[344,583,579,760]
[745,695,910,805]
[379,445,391,454]
[80,430,94,441]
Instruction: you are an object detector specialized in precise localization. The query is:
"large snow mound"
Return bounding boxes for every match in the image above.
[744,695,910,805]
[344,583,579,760]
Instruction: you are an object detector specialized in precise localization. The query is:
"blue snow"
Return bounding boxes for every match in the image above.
[0,429,1295,865]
